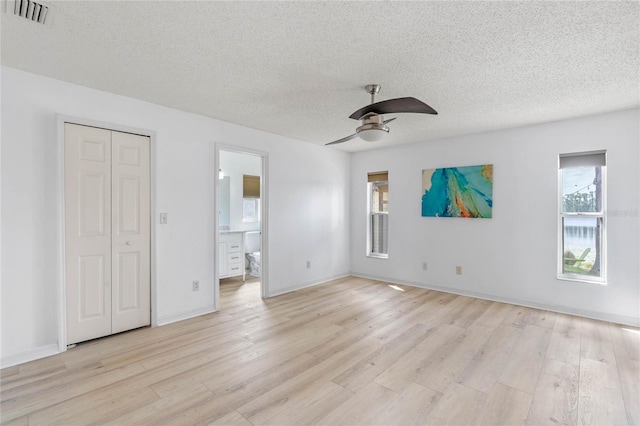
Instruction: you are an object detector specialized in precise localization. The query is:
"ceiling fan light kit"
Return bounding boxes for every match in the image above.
[356,114,390,142]
[326,84,437,146]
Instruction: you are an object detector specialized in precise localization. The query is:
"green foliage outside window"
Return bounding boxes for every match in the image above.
[563,191,596,213]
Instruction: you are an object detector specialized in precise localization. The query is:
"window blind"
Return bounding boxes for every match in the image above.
[371,214,388,254]
[243,175,260,198]
[368,171,388,182]
[559,151,606,169]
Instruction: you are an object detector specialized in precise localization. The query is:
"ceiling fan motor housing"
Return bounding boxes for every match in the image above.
[356,114,389,141]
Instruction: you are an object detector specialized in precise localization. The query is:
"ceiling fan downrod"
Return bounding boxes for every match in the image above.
[365,84,381,105]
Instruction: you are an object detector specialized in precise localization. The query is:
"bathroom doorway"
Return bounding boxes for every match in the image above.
[215,146,267,308]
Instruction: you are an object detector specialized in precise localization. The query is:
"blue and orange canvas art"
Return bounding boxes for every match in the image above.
[422,164,493,218]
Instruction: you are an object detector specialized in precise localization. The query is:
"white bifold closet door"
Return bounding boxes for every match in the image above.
[65,123,150,345]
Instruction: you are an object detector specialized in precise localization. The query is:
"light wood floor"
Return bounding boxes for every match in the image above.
[1,276,638,425]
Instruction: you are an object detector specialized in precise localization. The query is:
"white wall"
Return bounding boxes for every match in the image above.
[351,108,640,326]
[2,65,636,369]
[0,67,351,366]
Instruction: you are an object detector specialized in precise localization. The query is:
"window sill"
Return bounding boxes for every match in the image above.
[557,275,607,285]
[367,253,388,260]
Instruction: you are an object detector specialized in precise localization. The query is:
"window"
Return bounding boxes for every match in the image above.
[368,171,388,258]
[559,151,606,282]
[243,198,260,222]
[243,174,260,223]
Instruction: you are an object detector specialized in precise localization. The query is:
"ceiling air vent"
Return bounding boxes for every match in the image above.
[12,0,49,24]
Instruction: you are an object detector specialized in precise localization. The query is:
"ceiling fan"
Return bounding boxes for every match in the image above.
[326,84,438,146]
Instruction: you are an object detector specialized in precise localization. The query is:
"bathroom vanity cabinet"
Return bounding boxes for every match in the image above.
[219,232,244,280]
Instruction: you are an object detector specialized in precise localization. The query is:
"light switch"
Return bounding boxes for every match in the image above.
[160,213,168,224]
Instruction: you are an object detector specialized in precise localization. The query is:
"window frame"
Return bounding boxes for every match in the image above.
[557,152,607,284]
[367,174,389,259]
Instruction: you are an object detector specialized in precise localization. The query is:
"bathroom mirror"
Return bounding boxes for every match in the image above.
[219,176,230,229]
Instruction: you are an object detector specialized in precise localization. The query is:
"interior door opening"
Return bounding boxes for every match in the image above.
[217,148,266,304]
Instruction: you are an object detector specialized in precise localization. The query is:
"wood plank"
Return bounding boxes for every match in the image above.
[0,416,29,426]
[616,357,639,426]
[154,353,321,425]
[334,288,432,330]
[236,337,382,424]
[151,324,340,398]
[0,365,20,379]
[546,313,582,366]
[499,324,552,394]
[301,296,390,331]
[259,381,352,426]
[578,358,628,426]
[332,323,433,392]
[445,298,494,329]
[372,382,441,426]
[208,410,254,426]
[104,383,213,425]
[477,382,532,426]
[422,294,475,327]
[472,300,514,329]
[148,338,266,398]
[373,324,464,393]
[0,364,68,393]
[0,362,146,423]
[413,324,494,392]
[503,305,557,330]
[202,352,318,398]
[581,318,617,365]
[315,382,398,426]
[369,290,454,342]
[27,386,159,425]
[457,324,522,393]
[527,358,579,425]
[424,382,488,425]
[305,321,384,362]
[609,323,640,362]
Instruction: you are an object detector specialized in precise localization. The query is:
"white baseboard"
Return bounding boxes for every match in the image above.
[351,272,640,327]
[267,273,350,298]
[0,344,60,369]
[157,304,217,326]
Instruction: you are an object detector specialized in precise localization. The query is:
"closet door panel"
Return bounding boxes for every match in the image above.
[65,123,113,344]
[111,130,151,333]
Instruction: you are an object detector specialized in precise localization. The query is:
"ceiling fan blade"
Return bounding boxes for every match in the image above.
[325,132,359,146]
[349,97,437,120]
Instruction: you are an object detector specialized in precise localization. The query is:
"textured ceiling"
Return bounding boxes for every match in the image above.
[2,1,639,152]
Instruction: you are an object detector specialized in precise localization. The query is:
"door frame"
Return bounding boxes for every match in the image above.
[214,143,269,308]
[56,115,157,352]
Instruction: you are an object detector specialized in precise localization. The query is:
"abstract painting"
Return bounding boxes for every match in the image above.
[422,164,493,218]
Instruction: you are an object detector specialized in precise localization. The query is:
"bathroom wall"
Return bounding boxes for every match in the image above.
[219,150,262,233]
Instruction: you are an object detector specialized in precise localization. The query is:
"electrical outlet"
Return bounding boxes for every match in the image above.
[422,262,428,271]
[192,280,199,291]
[306,260,311,269]
[456,266,462,275]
